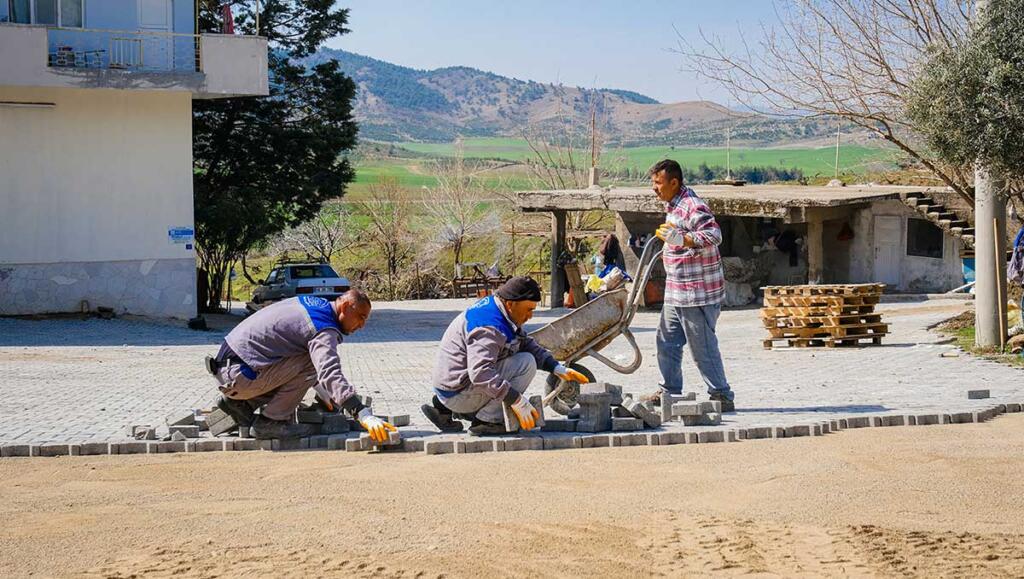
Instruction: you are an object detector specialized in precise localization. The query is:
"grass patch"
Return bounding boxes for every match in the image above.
[943,323,1024,368]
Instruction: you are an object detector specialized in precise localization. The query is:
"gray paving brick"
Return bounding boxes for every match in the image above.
[457,439,499,453]
[785,425,811,438]
[623,397,662,428]
[697,430,725,443]
[581,382,623,405]
[169,425,200,438]
[656,431,688,445]
[916,413,941,425]
[541,419,578,432]
[904,415,918,426]
[529,395,546,429]
[425,440,455,455]
[206,408,237,437]
[610,433,648,447]
[946,411,974,424]
[233,438,258,451]
[402,438,425,452]
[968,389,990,399]
[193,439,228,452]
[611,418,644,431]
[326,434,352,450]
[38,443,79,457]
[296,410,324,424]
[884,415,906,427]
[2,444,34,457]
[321,413,350,435]
[79,442,113,456]
[541,435,576,450]
[1006,403,1022,413]
[308,435,330,449]
[165,411,196,427]
[742,426,773,440]
[116,441,151,455]
[155,441,187,453]
[846,417,870,428]
[575,434,610,448]
[671,403,702,417]
[375,414,411,427]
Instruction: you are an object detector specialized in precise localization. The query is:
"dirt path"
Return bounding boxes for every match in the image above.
[2,416,1024,578]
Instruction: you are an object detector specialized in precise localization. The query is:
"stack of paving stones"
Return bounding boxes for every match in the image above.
[761,283,889,349]
[4,396,1024,458]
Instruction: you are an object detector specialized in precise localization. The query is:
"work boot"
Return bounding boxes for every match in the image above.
[216,395,256,427]
[468,420,508,436]
[709,393,736,413]
[421,396,464,433]
[251,415,315,440]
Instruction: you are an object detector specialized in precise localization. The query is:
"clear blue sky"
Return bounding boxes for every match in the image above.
[325,1,780,104]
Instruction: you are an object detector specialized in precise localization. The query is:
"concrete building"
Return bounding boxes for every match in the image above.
[0,1,267,319]
[516,185,976,307]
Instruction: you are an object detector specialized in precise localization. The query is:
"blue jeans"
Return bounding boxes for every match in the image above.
[656,303,733,401]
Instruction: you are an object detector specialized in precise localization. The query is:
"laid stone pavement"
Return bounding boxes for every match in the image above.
[0,298,1021,446]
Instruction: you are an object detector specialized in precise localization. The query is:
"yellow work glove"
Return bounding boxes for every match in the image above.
[554,363,590,384]
[655,223,687,246]
[509,395,539,430]
[357,408,397,443]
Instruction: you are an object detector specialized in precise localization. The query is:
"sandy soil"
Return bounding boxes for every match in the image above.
[2,416,1024,578]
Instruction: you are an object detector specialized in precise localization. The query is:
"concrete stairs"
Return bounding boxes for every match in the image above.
[902,192,975,249]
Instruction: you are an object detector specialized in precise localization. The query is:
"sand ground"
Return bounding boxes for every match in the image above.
[2,416,1023,578]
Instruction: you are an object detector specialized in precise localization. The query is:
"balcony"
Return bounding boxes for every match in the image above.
[0,24,268,98]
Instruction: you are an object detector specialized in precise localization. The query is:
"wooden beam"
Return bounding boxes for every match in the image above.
[550,211,567,307]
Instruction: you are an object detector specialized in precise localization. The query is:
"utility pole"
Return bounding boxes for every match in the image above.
[974,0,1008,349]
[834,122,841,180]
[725,127,732,181]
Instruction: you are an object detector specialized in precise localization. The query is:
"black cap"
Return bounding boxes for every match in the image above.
[496,276,542,302]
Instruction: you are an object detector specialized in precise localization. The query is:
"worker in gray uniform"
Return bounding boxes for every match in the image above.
[424,276,589,435]
[205,289,396,442]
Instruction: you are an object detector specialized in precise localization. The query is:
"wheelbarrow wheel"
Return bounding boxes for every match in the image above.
[544,363,596,416]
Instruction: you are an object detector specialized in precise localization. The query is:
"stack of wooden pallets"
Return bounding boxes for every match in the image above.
[761,283,888,349]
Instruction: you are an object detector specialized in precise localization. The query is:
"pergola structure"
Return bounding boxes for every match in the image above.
[515,184,946,306]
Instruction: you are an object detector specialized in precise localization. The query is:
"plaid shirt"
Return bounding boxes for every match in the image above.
[661,187,725,307]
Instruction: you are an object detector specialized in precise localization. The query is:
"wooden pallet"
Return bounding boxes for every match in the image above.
[763,334,886,349]
[762,283,886,298]
[762,313,884,329]
[763,295,881,308]
[760,304,878,317]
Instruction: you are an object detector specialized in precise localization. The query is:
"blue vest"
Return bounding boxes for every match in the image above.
[298,295,342,333]
[464,295,516,343]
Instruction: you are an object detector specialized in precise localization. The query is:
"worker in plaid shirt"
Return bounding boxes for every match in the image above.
[642,159,735,412]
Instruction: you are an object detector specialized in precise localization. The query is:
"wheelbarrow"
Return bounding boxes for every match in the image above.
[530,237,664,415]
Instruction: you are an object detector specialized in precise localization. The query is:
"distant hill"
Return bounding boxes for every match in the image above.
[307,49,853,147]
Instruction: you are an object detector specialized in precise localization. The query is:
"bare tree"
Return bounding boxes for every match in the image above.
[357,178,416,300]
[679,0,976,203]
[273,202,360,264]
[520,95,609,254]
[423,142,500,275]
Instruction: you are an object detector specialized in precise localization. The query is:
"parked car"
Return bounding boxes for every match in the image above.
[250,263,351,307]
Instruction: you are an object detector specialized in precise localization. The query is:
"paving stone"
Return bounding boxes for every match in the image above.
[502,402,520,434]
[116,441,151,454]
[810,424,822,436]
[541,435,576,450]
[623,398,662,428]
[171,431,188,442]
[871,416,885,427]
[946,411,974,424]
[576,392,612,432]
[611,417,644,431]
[372,430,403,447]
[916,413,941,425]
[785,425,811,438]
[346,436,371,452]
[271,438,305,451]
[1006,403,1022,413]
[726,430,739,442]
[884,415,906,427]
[37,443,77,457]
[296,410,324,424]
[165,411,196,427]
[425,440,455,455]
[819,421,832,434]
[308,435,330,449]
[193,439,228,452]
[258,439,275,451]
[904,415,918,426]
[742,427,773,440]
[529,395,546,429]
[575,434,610,448]
[581,382,623,405]
[772,426,787,438]
[154,441,187,453]
[697,430,725,443]
[541,419,578,432]
[206,408,238,437]
[195,416,209,431]
[233,438,258,451]
[169,425,200,438]
[356,394,374,408]
[79,442,113,456]
[830,419,842,431]
[837,418,849,429]
[608,433,647,447]
[967,389,990,399]
[375,414,411,427]
[457,439,499,453]
[974,408,998,423]
[994,404,1006,414]
[846,417,870,428]
[657,431,688,445]
[502,437,542,452]
[701,413,722,426]
[2,444,34,457]
[402,438,425,452]
[131,425,157,440]
[237,426,251,438]
[326,434,352,450]
[671,403,702,417]
[321,413,350,435]
[700,401,722,414]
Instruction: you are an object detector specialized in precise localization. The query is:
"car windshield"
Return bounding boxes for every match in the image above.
[289,265,338,279]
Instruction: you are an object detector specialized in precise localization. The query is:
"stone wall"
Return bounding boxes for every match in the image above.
[0,258,196,319]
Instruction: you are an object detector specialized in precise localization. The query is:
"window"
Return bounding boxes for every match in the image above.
[290,265,339,279]
[265,269,280,284]
[907,218,944,259]
[7,0,81,26]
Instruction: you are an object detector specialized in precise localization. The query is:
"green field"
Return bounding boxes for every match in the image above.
[395,137,900,177]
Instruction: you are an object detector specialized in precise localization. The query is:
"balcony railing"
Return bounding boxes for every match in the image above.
[46,27,201,73]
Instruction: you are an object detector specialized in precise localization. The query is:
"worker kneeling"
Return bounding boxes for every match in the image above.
[205,290,395,442]
[425,276,589,436]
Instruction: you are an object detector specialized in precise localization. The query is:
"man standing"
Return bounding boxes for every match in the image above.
[425,276,589,435]
[205,290,396,441]
[642,159,735,412]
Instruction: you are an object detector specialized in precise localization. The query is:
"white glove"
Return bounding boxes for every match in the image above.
[357,407,396,443]
[655,223,688,246]
[509,395,539,430]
